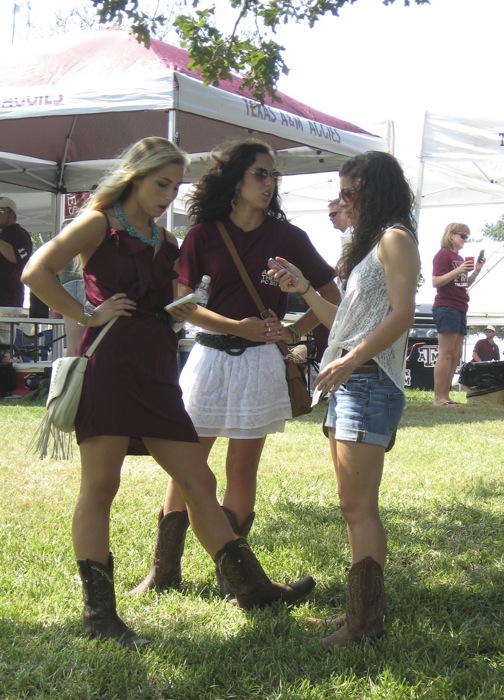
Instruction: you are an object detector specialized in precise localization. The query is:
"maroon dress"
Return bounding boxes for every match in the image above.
[75,226,198,452]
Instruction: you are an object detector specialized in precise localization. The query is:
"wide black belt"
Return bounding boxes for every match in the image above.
[195,332,265,356]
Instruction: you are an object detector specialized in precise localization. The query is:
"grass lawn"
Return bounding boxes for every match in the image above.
[0,390,503,699]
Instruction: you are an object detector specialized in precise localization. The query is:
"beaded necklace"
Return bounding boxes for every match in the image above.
[113,202,161,248]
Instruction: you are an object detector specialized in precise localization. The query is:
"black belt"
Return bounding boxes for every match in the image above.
[341,348,378,374]
[195,332,265,356]
[352,364,379,375]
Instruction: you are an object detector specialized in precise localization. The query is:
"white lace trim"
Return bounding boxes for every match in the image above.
[179,342,292,438]
[320,236,410,391]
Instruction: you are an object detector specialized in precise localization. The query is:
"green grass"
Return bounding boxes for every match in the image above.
[1,391,503,699]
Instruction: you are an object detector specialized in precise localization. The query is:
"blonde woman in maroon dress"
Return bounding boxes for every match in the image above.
[22,137,315,648]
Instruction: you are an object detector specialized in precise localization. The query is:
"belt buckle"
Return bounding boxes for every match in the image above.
[226,336,246,356]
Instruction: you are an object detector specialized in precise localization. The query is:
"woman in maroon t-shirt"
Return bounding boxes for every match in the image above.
[130,138,339,600]
[432,223,484,406]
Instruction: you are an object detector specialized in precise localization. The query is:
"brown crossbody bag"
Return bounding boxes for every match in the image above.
[216,220,312,418]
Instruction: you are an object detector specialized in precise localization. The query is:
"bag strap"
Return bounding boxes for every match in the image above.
[83,317,118,359]
[216,220,291,358]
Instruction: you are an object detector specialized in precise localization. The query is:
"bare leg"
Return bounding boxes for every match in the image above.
[144,437,238,558]
[322,438,386,648]
[73,435,129,564]
[222,437,266,524]
[434,332,462,405]
[162,435,266,526]
[162,435,216,514]
[334,440,386,567]
[450,333,465,388]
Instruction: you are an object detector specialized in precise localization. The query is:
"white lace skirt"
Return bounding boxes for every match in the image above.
[179,341,292,438]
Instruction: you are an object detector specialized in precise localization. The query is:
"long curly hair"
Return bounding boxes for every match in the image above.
[187,138,286,223]
[338,151,417,283]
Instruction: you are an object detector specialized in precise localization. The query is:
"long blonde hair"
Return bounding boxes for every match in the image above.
[84,137,189,212]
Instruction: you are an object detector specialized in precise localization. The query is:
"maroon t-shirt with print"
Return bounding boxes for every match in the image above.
[432,246,469,313]
[178,216,336,320]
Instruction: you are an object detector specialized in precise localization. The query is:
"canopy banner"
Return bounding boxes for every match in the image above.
[175,73,386,160]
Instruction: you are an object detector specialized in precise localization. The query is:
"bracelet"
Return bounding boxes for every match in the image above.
[299,282,311,295]
[78,309,94,327]
[287,324,301,344]
[168,313,183,324]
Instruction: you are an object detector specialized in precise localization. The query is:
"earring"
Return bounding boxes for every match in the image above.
[231,192,239,211]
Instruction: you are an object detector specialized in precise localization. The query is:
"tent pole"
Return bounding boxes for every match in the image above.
[166,109,177,232]
[58,117,77,192]
[414,156,425,232]
[49,193,64,239]
[414,111,430,232]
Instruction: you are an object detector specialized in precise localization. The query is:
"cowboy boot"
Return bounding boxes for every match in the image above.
[128,509,190,595]
[77,553,150,648]
[322,556,386,649]
[216,507,255,600]
[215,537,315,610]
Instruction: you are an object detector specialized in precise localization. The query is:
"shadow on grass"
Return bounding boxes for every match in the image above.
[1,554,502,700]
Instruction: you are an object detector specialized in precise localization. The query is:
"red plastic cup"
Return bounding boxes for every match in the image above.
[465,257,475,270]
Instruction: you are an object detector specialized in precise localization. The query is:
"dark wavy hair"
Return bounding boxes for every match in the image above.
[187,139,286,223]
[338,151,417,282]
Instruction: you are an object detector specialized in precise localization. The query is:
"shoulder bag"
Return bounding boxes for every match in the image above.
[32,317,117,459]
[216,221,312,418]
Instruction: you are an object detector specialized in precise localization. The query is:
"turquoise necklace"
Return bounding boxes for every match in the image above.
[113,202,161,248]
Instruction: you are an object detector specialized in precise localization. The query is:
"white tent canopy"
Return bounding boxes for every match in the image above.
[0,29,390,205]
[415,112,504,326]
[415,112,504,211]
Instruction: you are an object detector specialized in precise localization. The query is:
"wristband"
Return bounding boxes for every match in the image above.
[299,282,311,295]
[287,324,301,344]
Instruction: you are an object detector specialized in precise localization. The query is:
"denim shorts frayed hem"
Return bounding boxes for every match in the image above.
[324,367,405,448]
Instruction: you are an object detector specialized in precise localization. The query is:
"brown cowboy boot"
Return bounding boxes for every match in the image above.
[322,556,386,649]
[216,507,255,600]
[128,509,189,595]
[215,537,315,610]
[77,554,150,648]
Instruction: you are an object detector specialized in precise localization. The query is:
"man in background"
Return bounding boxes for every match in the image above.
[328,197,353,260]
[472,325,500,362]
[0,197,33,362]
[307,199,352,363]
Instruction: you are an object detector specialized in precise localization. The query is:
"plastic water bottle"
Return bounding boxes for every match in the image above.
[195,275,211,307]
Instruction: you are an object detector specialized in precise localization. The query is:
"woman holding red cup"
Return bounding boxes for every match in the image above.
[432,223,485,406]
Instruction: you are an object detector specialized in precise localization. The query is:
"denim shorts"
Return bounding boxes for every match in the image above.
[432,306,467,335]
[324,367,405,448]
[62,279,86,305]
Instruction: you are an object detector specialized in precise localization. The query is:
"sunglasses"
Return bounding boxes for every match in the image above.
[248,168,282,185]
[456,233,468,240]
[328,211,340,219]
[339,187,354,201]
